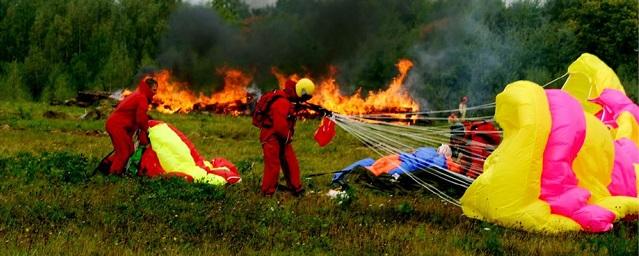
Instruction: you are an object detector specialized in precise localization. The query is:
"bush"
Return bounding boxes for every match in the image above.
[0,61,31,101]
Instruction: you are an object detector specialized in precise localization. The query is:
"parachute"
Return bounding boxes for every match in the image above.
[460,82,638,233]
[460,54,638,233]
[562,53,626,114]
[138,120,241,186]
[331,53,637,233]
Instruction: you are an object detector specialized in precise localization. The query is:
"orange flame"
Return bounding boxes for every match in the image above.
[152,68,252,115]
[307,59,419,115]
[140,59,419,119]
[271,67,300,89]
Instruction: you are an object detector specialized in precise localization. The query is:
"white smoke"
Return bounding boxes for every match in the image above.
[408,0,521,111]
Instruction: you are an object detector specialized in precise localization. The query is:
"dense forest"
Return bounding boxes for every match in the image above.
[0,0,636,110]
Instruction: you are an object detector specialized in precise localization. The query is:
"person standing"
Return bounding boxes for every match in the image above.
[253,78,315,196]
[458,96,468,121]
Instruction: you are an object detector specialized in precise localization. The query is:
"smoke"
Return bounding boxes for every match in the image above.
[157,1,408,92]
[157,6,237,91]
[158,0,529,107]
[408,0,521,111]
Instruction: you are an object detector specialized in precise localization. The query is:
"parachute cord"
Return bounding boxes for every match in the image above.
[542,73,569,88]
[355,103,496,117]
[333,115,474,187]
[334,114,490,174]
[336,115,470,188]
[335,115,499,161]
[351,72,566,119]
[333,117,463,206]
[332,114,478,191]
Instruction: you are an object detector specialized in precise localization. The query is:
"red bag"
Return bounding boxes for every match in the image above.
[252,91,285,128]
[314,117,336,147]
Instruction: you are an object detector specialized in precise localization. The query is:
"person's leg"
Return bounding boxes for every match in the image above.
[261,138,281,195]
[107,127,133,175]
[281,142,302,193]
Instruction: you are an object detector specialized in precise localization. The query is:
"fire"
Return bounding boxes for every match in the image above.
[271,67,300,89]
[140,59,419,120]
[307,59,419,115]
[152,68,252,115]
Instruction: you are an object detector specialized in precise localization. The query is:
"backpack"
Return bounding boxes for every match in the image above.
[252,91,285,128]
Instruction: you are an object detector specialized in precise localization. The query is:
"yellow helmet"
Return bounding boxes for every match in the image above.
[295,78,315,98]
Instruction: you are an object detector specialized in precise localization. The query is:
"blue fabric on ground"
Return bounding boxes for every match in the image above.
[388,147,447,175]
[332,158,376,182]
[334,147,447,182]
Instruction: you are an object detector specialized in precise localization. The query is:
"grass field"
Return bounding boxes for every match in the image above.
[0,101,636,255]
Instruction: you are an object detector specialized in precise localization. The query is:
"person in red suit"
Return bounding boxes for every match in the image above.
[104,76,158,175]
[257,78,315,196]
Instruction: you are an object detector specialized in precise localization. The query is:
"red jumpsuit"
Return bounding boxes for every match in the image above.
[105,79,154,174]
[260,81,302,195]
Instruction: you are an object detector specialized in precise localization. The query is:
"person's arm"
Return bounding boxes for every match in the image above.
[300,102,332,117]
[136,98,150,145]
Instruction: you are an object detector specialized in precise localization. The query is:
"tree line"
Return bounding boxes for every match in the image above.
[0,0,636,109]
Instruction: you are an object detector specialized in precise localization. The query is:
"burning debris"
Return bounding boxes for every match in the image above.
[307,59,419,116]
[147,59,420,121]
[49,59,421,124]
[153,68,255,116]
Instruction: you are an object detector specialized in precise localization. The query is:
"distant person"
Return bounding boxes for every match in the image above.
[449,112,466,160]
[447,112,459,125]
[252,78,316,196]
[102,76,158,175]
[459,96,468,121]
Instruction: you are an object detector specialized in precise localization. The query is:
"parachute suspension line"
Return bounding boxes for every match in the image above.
[331,114,484,203]
[350,123,470,188]
[404,115,497,121]
[340,115,500,162]
[333,114,489,176]
[356,102,496,117]
[354,72,566,119]
[333,117,463,206]
[344,115,442,135]
[327,72,577,205]
[333,121,464,206]
[332,115,471,187]
[542,73,569,88]
[334,116,473,188]
[346,72,566,129]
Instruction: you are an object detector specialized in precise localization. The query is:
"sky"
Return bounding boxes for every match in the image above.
[185,0,528,8]
[184,0,278,9]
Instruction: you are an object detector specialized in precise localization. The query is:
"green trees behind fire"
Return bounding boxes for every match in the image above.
[0,0,636,107]
[0,0,178,102]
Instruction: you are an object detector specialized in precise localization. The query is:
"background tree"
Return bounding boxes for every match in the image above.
[0,0,635,104]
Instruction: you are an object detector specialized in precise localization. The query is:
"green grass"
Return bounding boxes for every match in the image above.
[0,102,636,255]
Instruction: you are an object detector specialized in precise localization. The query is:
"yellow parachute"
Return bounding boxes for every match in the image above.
[461,54,639,233]
[562,53,625,114]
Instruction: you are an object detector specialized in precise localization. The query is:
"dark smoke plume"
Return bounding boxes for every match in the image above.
[157,1,413,92]
[157,6,237,91]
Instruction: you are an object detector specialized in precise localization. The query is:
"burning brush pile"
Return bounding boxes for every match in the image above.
[148,59,420,121]
[152,67,255,115]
